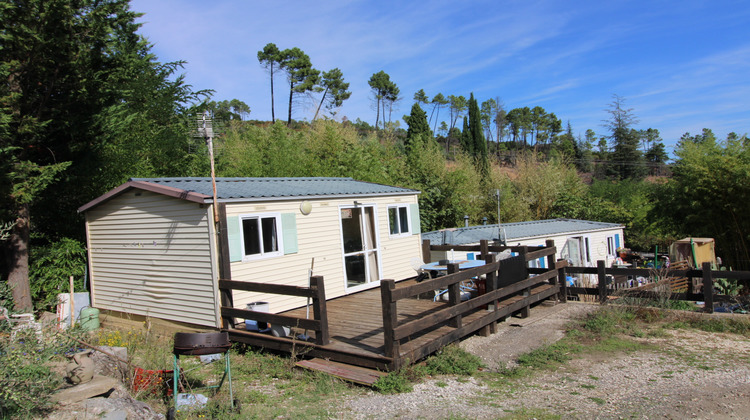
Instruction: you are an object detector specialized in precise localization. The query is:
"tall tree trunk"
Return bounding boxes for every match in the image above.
[433,106,440,133]
[287,80,294,125]
[6,203,32,311]
[313,87,329,121]
[375,96,380,129]
[271,62,276,123]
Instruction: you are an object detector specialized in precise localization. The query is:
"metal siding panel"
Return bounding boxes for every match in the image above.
[87,191,217,327]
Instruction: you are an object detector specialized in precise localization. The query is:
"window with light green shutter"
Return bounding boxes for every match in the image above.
[409,203,421,235]
[226,212,298,262]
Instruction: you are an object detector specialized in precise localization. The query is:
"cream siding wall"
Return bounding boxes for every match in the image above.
[226,194,421,314]
[86,191,219,327]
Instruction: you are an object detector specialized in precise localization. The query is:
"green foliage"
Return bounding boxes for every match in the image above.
[373,371,414,394]
[714,278,741,296]
[668,133,750,269]
[404,102,432,150]
[313,68,351,120]
[29,238,87,311]
[0,328,82,417]
[517,341,577,370]
[424,344,484,375]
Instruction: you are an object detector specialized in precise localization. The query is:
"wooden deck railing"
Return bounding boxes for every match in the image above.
[381,240,565,360]
[218,276,330,345]
[564,261,750,313]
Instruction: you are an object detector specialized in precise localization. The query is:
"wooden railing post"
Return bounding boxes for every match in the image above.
[380,279,399,358]
[544,240,558,302]
[310,275,329,345]
[480,253,497,336]
[422,239,432,263]
[520,246,530,318]
[557,259,568,303]
[702,262,714,314]
[597,260,607,304]
[447,263,462,328]
[480,239,489,260]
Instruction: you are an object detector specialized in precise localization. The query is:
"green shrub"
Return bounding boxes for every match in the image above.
[0,328,82,417]
[373,371,413,394]
[29,238,87,311]
[424,344,483,375]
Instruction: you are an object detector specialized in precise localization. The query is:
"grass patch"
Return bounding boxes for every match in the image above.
[500,407,561,419]
[588,397,606,405]
[373,344,483,394]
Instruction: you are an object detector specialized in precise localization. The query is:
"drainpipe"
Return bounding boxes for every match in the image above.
[482,217,488,225]
[463,215,469,227]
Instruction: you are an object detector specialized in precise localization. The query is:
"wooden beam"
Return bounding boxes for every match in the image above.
[217,203,234,329]
[218,280,315,298]
[311,276,330,345]
[702,262,714,314]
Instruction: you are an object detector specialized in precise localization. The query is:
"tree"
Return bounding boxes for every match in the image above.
[368,70,392,129]
[603,95,645,180]
[257,43,282,122]
[480,98,498,148]
[279,47,319,125]
[670,134,750,269]
[430,93,448,132]
[383,81,400,129]
[461,93,488,175]
[1,0,205,311]
[313,68,351,120]
[201,99,250,121]
[403,103,432,150]
[448,95,467,131]
[413,89,429,106]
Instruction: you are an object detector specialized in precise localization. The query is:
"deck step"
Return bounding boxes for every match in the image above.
[295,358,387,386]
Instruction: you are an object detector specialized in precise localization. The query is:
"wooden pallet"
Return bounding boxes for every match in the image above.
[295,358,387,386]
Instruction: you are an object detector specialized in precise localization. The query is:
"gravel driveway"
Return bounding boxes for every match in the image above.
[343,302,750,419]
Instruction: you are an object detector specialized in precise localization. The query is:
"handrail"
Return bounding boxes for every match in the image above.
[381,239,563,358]
[218,275,330,345]
[564,261,750,312]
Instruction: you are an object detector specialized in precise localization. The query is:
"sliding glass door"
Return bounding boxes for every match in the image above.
[340,206,381,289]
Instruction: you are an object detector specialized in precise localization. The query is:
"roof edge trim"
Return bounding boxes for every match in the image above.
[78,180,211,213]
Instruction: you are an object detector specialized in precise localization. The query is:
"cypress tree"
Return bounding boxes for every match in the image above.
[404,102,432,150]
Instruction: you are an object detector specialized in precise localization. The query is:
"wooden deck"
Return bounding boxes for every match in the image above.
[225,240,566,371]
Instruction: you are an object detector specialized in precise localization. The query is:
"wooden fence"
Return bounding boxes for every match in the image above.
[218,276,330,345]
[381,239,565,366]
[565,261,750,313]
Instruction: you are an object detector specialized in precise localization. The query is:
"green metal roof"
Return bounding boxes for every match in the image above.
[79,177,419,212]
[422,219,624,245]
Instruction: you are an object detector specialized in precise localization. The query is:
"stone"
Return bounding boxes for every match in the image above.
[52,375,119,405]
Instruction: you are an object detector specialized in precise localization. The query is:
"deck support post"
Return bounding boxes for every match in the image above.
[380,279,399,358]
[597,260,607,304]
[311,275,330,345]
[545,240,558,303]
[422,239,432,263]
[556,259,568,303]
[479,253,497,336]
[447,263,462,328]
[702,262,713,314]
[520,246,530,318]
[479,239,490,260]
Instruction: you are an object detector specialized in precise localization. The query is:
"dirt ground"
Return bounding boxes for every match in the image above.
[344,302,750,419]
[47,302,750,419]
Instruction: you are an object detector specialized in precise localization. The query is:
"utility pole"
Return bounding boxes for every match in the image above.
[197,111,219,224]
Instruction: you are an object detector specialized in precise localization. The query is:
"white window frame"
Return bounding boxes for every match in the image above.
[387,204,411,237]
[239,212,284,261]
[606,235,616,258]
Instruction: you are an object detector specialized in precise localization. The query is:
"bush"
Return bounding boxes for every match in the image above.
[29,238,87,311]
[0,327,82,417]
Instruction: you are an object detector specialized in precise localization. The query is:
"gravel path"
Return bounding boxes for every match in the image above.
[342,303,750,419]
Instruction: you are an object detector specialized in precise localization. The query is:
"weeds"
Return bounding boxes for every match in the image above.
[0,326,85,418]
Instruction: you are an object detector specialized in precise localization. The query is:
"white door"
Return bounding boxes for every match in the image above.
[340,206,381,289]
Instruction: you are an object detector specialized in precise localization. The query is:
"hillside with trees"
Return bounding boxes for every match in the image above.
[1,0,748,315]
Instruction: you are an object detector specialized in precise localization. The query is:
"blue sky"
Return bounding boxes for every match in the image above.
[130,0,750,153]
